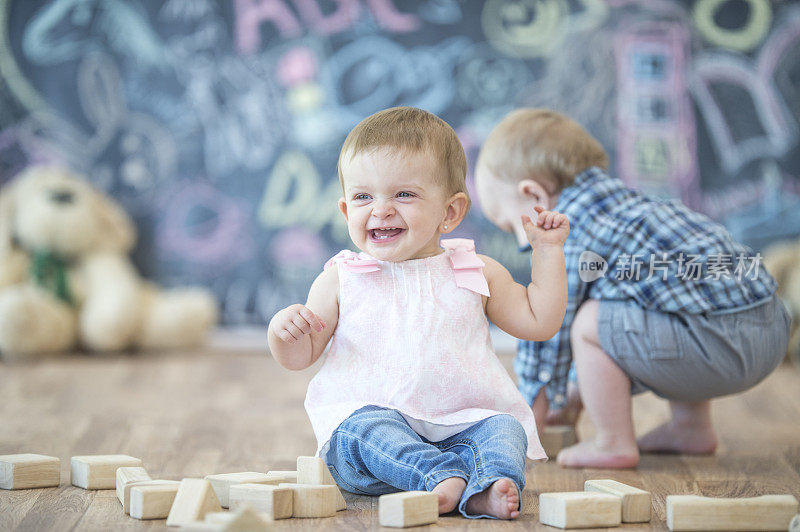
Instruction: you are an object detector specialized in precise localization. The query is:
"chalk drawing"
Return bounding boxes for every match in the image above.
[157,180,254,266]
[692,0,771,52]
[22,0,164,69]
[482,0,608,58]
[615,21,697,201]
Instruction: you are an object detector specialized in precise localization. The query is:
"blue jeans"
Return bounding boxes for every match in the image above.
[324,405,527,519]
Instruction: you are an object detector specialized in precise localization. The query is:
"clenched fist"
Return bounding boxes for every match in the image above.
[522,206,570,247]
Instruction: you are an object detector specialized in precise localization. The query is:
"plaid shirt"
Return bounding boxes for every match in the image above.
[515,167,777,408]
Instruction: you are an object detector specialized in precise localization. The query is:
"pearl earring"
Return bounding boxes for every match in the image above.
[443,224,448,231]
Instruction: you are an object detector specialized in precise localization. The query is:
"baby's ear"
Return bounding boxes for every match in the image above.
[338,197,349,222]
[443,192,469,230]
[90,187,136,253]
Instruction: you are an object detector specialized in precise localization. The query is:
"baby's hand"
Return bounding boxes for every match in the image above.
[271,304,325,344]
[522,206,570,247]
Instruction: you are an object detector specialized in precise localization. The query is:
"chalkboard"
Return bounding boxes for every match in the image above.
[1,0,799,325]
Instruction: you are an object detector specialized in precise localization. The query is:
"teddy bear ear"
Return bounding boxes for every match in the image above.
[90,189,136,253]
[0,177,19,257]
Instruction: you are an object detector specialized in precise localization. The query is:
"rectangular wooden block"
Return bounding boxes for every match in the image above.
[266,470,297,483]
[229,483,293,519]
[278,483,338,518]
[70,455,142,489]
[166,478,222,527]
[666,494,798,531]
[539,492,622,529]
[0,453,60,490]
[116,466,151,513]
[129,480,181,520]
[379,491,438,528]
[204,472,278,508]
[585,479,651,522]
[541,426,578,458]
[296,456,346,510]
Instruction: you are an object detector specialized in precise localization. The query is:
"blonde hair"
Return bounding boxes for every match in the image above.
[477,108,608,193]
[338,107,469,204]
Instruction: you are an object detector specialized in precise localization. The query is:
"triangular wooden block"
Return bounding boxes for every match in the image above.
[166,478,222,527]
[221,505,272,531]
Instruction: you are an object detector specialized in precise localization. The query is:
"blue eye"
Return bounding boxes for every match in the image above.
[354,193,370,200]
[397,191,414,198]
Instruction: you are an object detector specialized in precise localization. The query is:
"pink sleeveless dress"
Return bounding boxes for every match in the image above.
[304,238,547,462]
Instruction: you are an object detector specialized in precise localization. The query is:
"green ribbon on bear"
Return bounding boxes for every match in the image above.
[31,250,74,306]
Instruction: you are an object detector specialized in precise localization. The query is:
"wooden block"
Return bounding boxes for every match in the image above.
[296,456,346,511]
[0,453,60,490]
[666,494,798,531]
[789,514,800,532]
[584,479,651,522]
[378,491,438,528]
[116,466,151,512]
[266,470,297,483]
[177,523,220,531]
[166,478,223,527]
[541,426,578,458]
[204,472,277,508]
[129,480,181,519]
[229,483,293,519]
[206,505,273,530]
[278,483,338,518]
[70,455,142,489]
[539,492,622,529]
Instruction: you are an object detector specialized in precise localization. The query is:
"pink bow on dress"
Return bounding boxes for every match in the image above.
[324,250,380,273]
[441,239,491,297]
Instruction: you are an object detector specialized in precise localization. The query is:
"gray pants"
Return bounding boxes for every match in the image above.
[596,295,790,402]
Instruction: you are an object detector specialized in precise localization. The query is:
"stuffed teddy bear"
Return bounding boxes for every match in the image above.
[0,165,218,359]
[764,239,800,369]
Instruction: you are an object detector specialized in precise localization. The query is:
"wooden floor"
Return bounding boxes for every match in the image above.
[1,338,799,531]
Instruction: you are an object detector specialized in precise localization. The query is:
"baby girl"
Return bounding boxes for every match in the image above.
[267,107,569,519]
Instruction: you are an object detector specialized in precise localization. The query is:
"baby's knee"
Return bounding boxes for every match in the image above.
[570,299,601,348]
[336,406,408,441]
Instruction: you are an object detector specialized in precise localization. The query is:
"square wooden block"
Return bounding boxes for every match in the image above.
[204,472,278,508]
[70,455,142,489]
[296,456,346,510]
[129,480,181,520]
[584,479,651,522]
[278,483,338,518]
[539,491,622,529]
[0,453,60,490]
[379,491,438,528]
[229,483,293,519]
[116,466,151,513]
[541,426,577,458]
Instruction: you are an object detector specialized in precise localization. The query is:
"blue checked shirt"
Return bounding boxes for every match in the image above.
[515,167,778,408]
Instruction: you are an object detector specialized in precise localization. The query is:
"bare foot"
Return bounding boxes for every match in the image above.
[431,477,467,514]
[637,420,717,454]
[556,440,639,468]
[464,478,520,519]
[546,383,583,426]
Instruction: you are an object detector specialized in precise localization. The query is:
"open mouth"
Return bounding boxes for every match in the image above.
[368,227,405,243]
